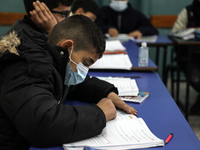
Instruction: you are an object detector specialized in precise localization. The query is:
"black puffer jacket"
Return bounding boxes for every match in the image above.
[0,28,117,149]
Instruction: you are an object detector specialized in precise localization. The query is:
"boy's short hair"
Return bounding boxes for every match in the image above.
[71,0,99,16]
[23,0,74,15]
[48,15,105,58]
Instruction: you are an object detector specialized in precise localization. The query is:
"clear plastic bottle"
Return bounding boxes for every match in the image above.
[138,42,149,66]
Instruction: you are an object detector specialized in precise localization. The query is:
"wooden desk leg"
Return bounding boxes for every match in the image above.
[162,46,167,85]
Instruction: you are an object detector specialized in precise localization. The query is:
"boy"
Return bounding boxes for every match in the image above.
[0,15,137,150]
[7,0,74,36]
[96,0,158,38]
[71,0,98,22]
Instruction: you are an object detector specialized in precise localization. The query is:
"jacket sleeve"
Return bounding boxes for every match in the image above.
[67,75,118,103]
[134,12,159,36]
[0,62,106,147]
[171,8,188,33]
[95,7,115,34]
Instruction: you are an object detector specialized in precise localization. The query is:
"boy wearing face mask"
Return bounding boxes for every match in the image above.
[96,0,158,39]
[0,15,137,150]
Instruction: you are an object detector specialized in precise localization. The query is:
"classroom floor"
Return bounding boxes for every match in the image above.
[166,79,200,141]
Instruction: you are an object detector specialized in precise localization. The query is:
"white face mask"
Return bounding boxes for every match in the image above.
[64,47,89,85]
[110,1,128,12]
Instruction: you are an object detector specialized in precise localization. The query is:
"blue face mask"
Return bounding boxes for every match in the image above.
[64,47,89,85]
[110,1,128,12]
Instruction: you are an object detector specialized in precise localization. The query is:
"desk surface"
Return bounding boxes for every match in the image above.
[30,71,200,150]
[169,36,200,45]
[136,35,174,46]
[90,40,158,71]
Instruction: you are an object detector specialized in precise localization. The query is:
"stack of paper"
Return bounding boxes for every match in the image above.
[63,110,164,150]
[105,33,157,43]
[90,54,132,70]
[105,33,134,42]
[97,77,139,96]
[133,35,158,43]
[169,28,195,40]
[105,40,126,52]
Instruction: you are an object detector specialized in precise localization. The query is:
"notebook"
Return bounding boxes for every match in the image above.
[97,77,139,96]
[63,110,164,150]
[89,54,132,70]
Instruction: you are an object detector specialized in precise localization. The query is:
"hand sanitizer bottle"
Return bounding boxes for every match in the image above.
[139,42,149,66]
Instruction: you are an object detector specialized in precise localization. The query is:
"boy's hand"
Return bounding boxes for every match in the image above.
[108,28,119,37]
[30,1,57,36]
[128,30,142,39]
[97,98,117,122]
[107,92,138,116]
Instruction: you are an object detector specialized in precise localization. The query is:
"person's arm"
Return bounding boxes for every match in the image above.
[67,75,118,103]
[95,7,116,34]
[0,62,113,147]
[107,92,137,116]
[67,76,137,116]
[128,11,158,38]
[108,28,119,37]
[128,30,142,39]
[171,8,188,33]
[29,1,57,36]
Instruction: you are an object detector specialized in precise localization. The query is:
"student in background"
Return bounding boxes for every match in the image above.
[71,0,99,22]
[7,0,74,37]
[172,0,200,32]
[0,15,137,150]
[95,0,158,38]
[171,0,200,115]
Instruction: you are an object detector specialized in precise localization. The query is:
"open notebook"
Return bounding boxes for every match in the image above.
[89,54,132,70]
[63,110,164,150]
[97,77,139,96]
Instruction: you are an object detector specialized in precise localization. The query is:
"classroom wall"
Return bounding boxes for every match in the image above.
[0,0,193,77]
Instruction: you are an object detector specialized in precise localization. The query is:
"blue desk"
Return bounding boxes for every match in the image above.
[30,71,200,150]
[90,39,158,71]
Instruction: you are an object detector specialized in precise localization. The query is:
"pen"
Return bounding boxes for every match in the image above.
[165,133,173,144]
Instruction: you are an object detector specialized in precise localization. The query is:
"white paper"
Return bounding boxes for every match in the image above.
[105,40,126,52]
[97,77,139,96]
[89,54,132,70]
[105,33,134,42]
[63,111,164,150]
[133,35,158,43]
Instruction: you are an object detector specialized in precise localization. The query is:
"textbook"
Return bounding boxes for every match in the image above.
[169,28,195,40]
[97,77,139,96]
[120,91,149,103]
[89,54,132,70]
[63,110,165,150]
[104,40,126,54]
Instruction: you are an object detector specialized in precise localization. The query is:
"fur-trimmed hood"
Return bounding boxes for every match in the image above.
[0,31,20,56]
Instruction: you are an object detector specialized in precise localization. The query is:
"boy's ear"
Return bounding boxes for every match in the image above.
[74,8,84,15]
[60,39,74,50]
